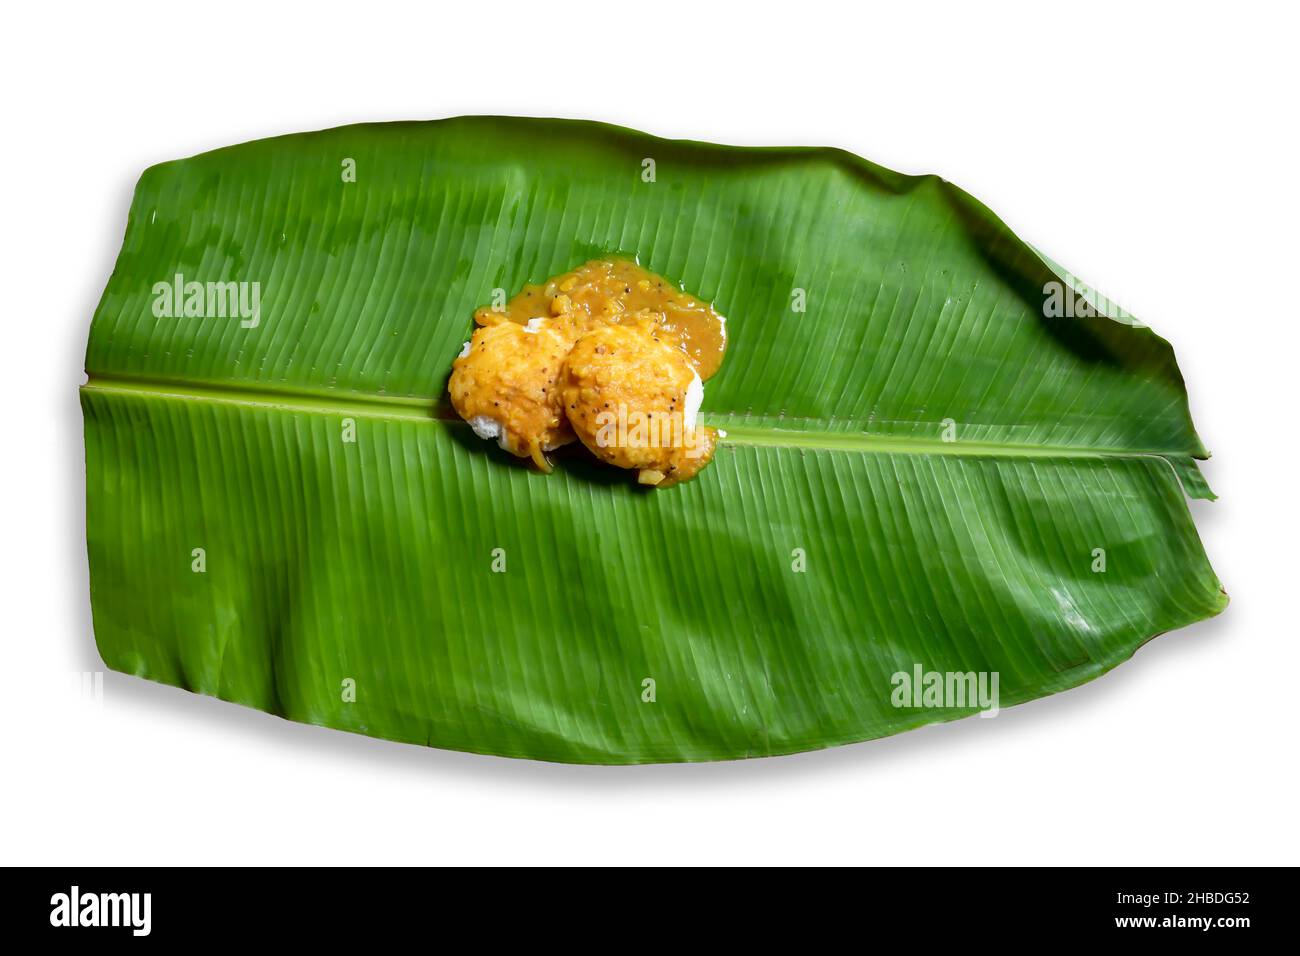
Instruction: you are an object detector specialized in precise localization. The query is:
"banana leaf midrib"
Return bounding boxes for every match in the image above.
[82,373,1206,463]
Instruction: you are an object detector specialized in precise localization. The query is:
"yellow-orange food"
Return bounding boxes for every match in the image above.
[560,325,717,487]
[447,320,575,470]
[450,258,727,485]
[477,258,727,379]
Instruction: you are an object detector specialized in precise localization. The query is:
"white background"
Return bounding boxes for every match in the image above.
[3,0,1296,866]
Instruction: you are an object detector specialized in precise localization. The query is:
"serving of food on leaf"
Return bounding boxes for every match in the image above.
[449,258,725,485]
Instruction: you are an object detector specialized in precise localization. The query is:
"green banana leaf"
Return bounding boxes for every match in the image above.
[82,116,1225,763]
